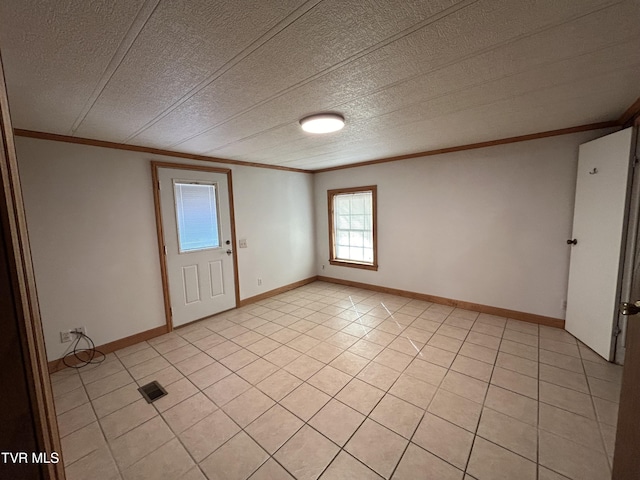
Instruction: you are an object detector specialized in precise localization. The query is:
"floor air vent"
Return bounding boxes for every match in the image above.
[138,381,168,403]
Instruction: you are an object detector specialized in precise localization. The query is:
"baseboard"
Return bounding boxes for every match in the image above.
[47,325,168,373]
[316,276,565,329]
[238,276,319,307]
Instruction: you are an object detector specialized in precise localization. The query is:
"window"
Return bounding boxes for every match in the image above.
[328,185,377,270]
[174,182,220,252]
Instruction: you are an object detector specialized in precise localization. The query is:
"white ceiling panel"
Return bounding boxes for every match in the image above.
[0,0,638,170]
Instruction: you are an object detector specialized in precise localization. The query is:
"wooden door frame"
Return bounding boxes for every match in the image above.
[151,161,241,331]
[0,55,64,478]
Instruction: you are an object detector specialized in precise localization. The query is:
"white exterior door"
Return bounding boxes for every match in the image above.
[158,167,236,327]
[565,128,634,360]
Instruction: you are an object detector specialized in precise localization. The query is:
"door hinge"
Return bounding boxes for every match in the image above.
[613,324,622,337]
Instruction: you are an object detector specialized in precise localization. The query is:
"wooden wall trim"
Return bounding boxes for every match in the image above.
[48,325,168,373]
[317,276,565,329]
[13,128,312,174]
[238,276,319,307]
[619,97,640,127]
[314,122,617,173]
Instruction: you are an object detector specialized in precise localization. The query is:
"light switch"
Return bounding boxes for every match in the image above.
[239,239,248,248]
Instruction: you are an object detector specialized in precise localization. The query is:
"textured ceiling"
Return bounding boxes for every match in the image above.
[1,0,638,170]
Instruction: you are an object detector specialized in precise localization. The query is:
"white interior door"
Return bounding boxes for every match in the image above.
[565,128,634,360]
[158,167,236,327]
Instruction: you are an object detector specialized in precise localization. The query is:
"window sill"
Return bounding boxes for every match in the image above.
[329,259,378,271]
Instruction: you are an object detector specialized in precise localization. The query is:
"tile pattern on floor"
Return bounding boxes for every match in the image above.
[51,281,622,480]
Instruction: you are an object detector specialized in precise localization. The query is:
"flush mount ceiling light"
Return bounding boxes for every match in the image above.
[299,113,345,134]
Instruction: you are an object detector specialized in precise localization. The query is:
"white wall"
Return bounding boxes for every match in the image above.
[314,131,613,320]
[16,137,315,360]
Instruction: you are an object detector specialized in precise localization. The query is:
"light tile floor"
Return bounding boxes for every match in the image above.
[51,281,623,480]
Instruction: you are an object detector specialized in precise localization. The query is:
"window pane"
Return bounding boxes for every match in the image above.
[332,190,374,265]
[363,248,374,262]
[351,215,365,230]
[350,247,364,261]
[337,245,350,259]
[350,230,363,247]
[336,197,350,214]
[338,215,350,229]
[337,230,350,246]
[175,183,220,252]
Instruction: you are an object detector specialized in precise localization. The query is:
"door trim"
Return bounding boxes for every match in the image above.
[151,161,240,331]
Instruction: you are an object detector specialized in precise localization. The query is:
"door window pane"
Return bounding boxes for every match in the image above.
[174,182,220,252]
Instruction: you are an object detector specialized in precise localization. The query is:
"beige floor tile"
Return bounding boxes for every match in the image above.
[79,360,126,385]
[401,326,433,344]
[539,403,604,452]
[539,430,611,480]
[539,363,589,394]
[373,349,413,372]
[342,322,373,337]
[151,377,198,412]
[91,383,141,419]
[582,360,623,384]
[417,345,456,368]
[233,331,265,347]
[123,437,194,480]
[306,342,343,363]
[307,325,336,341]
[110,416,174,469]
[246,336,281,356]
[326,331,360,349]
[502,329,538,348]
[477,408,537,461]
[173,351,214,376]
[388,373,437,409]
[100,398,157,440]
[410,318,441,333]
[282,354,324,380]
[403,358,447,386]
[392,443,464,480]
[320,451,383,479]
[255,369,301,401]
[246,404,304,454]
[136,365,184,389]
[587,376,621,403]
[495,352,538,378]
[491,367,538,399]
[467,436,536,480]
[484,385,538,426]
[308,365,352,395]
[539,349,583,373]
[64,446,120,480]
[450,355,493,382]
[593,397,619,426]
[180,327,217,344]
[336,378,385,415]
[370,394,423,439]
[187,362,232,389]
[85,370,134,400]
[288,333,321,353]
[349,339,385,360]
[539,326,575,343]
[60,421,107,466]
[579,344,608,363]
[222,387,275,427]
[330,351,370,376]
[236,358,279,385]
[538,466,572,480]
[151,336,188,355]
[275,425,339,480]
[345,419,408,479]
[219,324,251,339]
[363,329,396,347]
[120,347,161,368]
[205,340,242,360]
[600,423,616,463]
[470,322,504,338]
[54,386,89,415]
[540,338,580,358]
[162,392,218,433]
[323,317,351,331]
[506,319,539,336]
[249,458,295,480]
[458,343,497,365]
[428,389,482,432]
[440,370,488,404]
[427,334,462,353]
[309,399,365,446]
[437,324,469,341]
[387,336,425,356]
[465,331,501,350]
[57,403,96,438]
[204,373,252,405]
[163,344,200,364]
[539,381,595,419]
[180,409,240,462]
[128,356,171,381]
[263,344,301,367]
[356,362,401,390]
[499,339,538,361]
[269,327,301,344]
[412,413,473,469]
[281,383,331,421]
[219,349,260,371]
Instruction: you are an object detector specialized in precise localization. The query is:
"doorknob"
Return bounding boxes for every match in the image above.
[226,249,233,256]
[566,239,577,245]
[620,301,640,316]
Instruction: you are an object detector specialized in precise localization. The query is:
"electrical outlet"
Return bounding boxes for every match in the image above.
[73,326,86,336]
[60,331,72,343]
[257,278,262,286]
[239,238,248,248]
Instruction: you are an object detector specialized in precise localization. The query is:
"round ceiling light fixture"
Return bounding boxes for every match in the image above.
[299,113,345,134]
